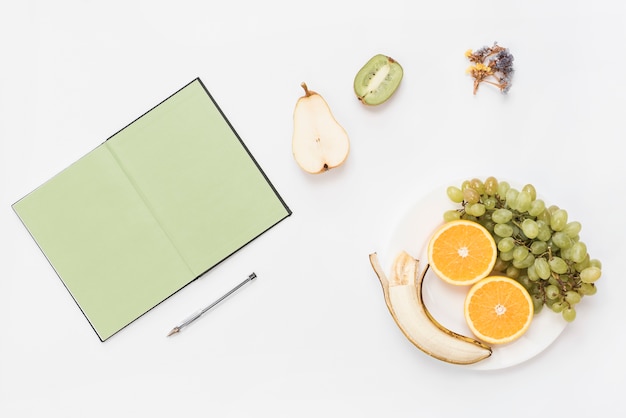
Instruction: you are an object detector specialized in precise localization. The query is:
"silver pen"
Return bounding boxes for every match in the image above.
[167,272,257,336]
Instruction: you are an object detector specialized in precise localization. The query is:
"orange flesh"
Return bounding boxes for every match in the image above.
[465,276,533,344]
[428,221,497,285]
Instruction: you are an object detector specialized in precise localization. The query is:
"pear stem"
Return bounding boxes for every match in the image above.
[300,82,313,97]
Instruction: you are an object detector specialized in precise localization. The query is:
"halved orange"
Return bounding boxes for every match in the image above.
[464,276,534,345]
[427,220,497,286]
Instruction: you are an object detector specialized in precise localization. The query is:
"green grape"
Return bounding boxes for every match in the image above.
[580,266,601,283]
[494,223,513,237]
[528,199,546,217]
[492,208,513,224]
[551,301,566,313]
[549,257,569,274]
[516,275,533,290]
[536,220,552,241]
[589,259,602,269]
[446,186,464,203]
[536,208,551,224]
[564,290,582,305]
[493,257,510,272]
[443,210,462,222]
[505,188,519,209]
[522,184,537,200]
[551,209,568,231]
[530,240,548,255]
[497,181,510,197]
[515,190,533,212]
[484,176,498,195]
[506,265,520,279]
[527,264,539,281]
[562,307,576,322]
[563,221,582,238]
[534,257,552,280]
[521,219,539,239]
[465,202,486,217]
[496,235,515,252]
[560,246,573,261]
[512,245,529,262]
[500,249,514,261]
[545,297,558,310]
[461,180,470,190]
[579,283,597,296]
[463,187,480,204]
[469,178,485,195]
[574,254,591,272]
[552,231,574,249]
[483,196,497,210]
[513,253,535,269]
[569,241,587,263]
[545,284,560,300]
[497,236,515,252]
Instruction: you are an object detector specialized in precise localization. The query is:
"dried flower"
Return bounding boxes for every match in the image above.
[465,42,514,94]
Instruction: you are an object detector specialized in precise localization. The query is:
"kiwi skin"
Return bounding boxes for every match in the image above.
[354,54,403,105]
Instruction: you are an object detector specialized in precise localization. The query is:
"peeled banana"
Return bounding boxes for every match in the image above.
[369,251,492,365]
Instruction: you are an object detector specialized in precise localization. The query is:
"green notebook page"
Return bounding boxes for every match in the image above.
[13,78,291,341]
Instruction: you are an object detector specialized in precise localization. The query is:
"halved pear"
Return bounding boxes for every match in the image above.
[292,82,350,174]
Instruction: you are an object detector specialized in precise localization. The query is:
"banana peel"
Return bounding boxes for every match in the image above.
[370,251,492,365]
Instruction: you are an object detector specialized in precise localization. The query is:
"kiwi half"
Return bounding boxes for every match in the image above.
[354,54,403,105]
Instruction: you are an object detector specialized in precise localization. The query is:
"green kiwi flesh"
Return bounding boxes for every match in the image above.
[354,54,403,105]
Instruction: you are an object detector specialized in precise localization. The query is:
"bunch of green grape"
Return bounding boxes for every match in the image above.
[443,176,601,322]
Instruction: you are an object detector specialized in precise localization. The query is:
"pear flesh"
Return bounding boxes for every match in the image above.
[292,83,350,174]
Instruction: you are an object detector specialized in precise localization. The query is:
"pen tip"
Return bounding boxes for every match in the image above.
[167,327,180,337]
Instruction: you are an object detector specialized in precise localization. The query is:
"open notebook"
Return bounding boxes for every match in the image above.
[13,78,291,341]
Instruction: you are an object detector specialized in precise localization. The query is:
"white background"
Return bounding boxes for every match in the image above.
[2,1,624,416]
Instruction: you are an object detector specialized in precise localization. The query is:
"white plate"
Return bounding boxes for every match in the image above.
[382,181,568,370]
